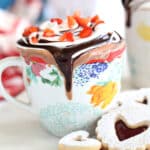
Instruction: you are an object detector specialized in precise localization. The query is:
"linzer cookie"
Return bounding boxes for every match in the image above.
[96,104,150,150]
[59,130,101,150]
[16,12,125,136]
[115,88,150,107]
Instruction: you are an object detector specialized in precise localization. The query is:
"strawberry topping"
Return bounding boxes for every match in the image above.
[59,32,74,42]
[31,36,38,43]
[75,17,90,27]
[79,27,93,38]
[91,15,104,25]
[50,18,63,24]
[67,16,77,28]
[22,13,105,42]
[73,11,80,19]
[23,26,39,37]
[43,28,55,37]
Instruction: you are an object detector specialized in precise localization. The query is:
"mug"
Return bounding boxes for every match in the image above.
[123,0,150,87]
[0,43,125,137]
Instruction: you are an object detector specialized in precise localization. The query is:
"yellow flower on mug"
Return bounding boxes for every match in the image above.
[137,23,150,42]
[87,82,117,109]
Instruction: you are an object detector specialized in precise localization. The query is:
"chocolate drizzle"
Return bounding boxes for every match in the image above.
[122,0,132,27]
[18,32,124,99]
[122,0,150,27]
[115,120,148,141]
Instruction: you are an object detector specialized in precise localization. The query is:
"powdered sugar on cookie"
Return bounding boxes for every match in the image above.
[96,103,150,150]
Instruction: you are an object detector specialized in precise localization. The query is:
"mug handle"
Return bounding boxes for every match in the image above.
[0,56,32,112]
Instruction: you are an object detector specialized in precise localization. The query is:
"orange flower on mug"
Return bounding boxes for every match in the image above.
[87,82,117,109]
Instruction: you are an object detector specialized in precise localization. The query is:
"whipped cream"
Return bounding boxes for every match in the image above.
[19,17,120,48]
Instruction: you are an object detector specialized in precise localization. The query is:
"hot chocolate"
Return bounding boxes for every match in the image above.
[17,13,125,99]
[0,13,125,137]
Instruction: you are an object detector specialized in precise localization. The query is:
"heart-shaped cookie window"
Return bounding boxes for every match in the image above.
[115,120,148,141]
[137,96,148,105]
[96,104,150,149]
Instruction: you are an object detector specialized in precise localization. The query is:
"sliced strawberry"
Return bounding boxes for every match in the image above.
[67,16,77,28]
[43,28,55,37]
[79,27,93,38]
[31,36,38,43]
[23,26,39,37]
[65,32,74,42]
[73,11,81,19]
[59,34,66,42]
[30,56,46,64]
[23,29,30,37]
[75,17,90,27]
[50,18,63,24]
[91,15,104,25]
[59,32,74,42]
[95,20,105,25]
[91,15,99,23]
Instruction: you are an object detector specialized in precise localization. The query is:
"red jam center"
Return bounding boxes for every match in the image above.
[115,120,148,141]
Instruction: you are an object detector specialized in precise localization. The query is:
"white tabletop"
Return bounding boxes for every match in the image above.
[0,77,134,150]
[0,102,59,150]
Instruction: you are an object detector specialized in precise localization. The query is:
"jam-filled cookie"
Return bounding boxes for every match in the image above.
[59,130,101,150]
[115,88,150,107]
[96,103,150,150]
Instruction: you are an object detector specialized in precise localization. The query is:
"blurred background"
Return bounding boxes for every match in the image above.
[0,0,126,100]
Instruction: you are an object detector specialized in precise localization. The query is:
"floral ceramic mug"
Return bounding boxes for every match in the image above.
[0,15,125,137]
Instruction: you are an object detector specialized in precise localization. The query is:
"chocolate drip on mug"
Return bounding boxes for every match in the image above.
[18,32,123,99]
[122,0,150,27]
[122,0,133,27]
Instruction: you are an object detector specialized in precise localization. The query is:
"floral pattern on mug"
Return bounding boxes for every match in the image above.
[73,62,108,86]
[87,81,117,109]
[26,64,63,87]
[26,60,110,87]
